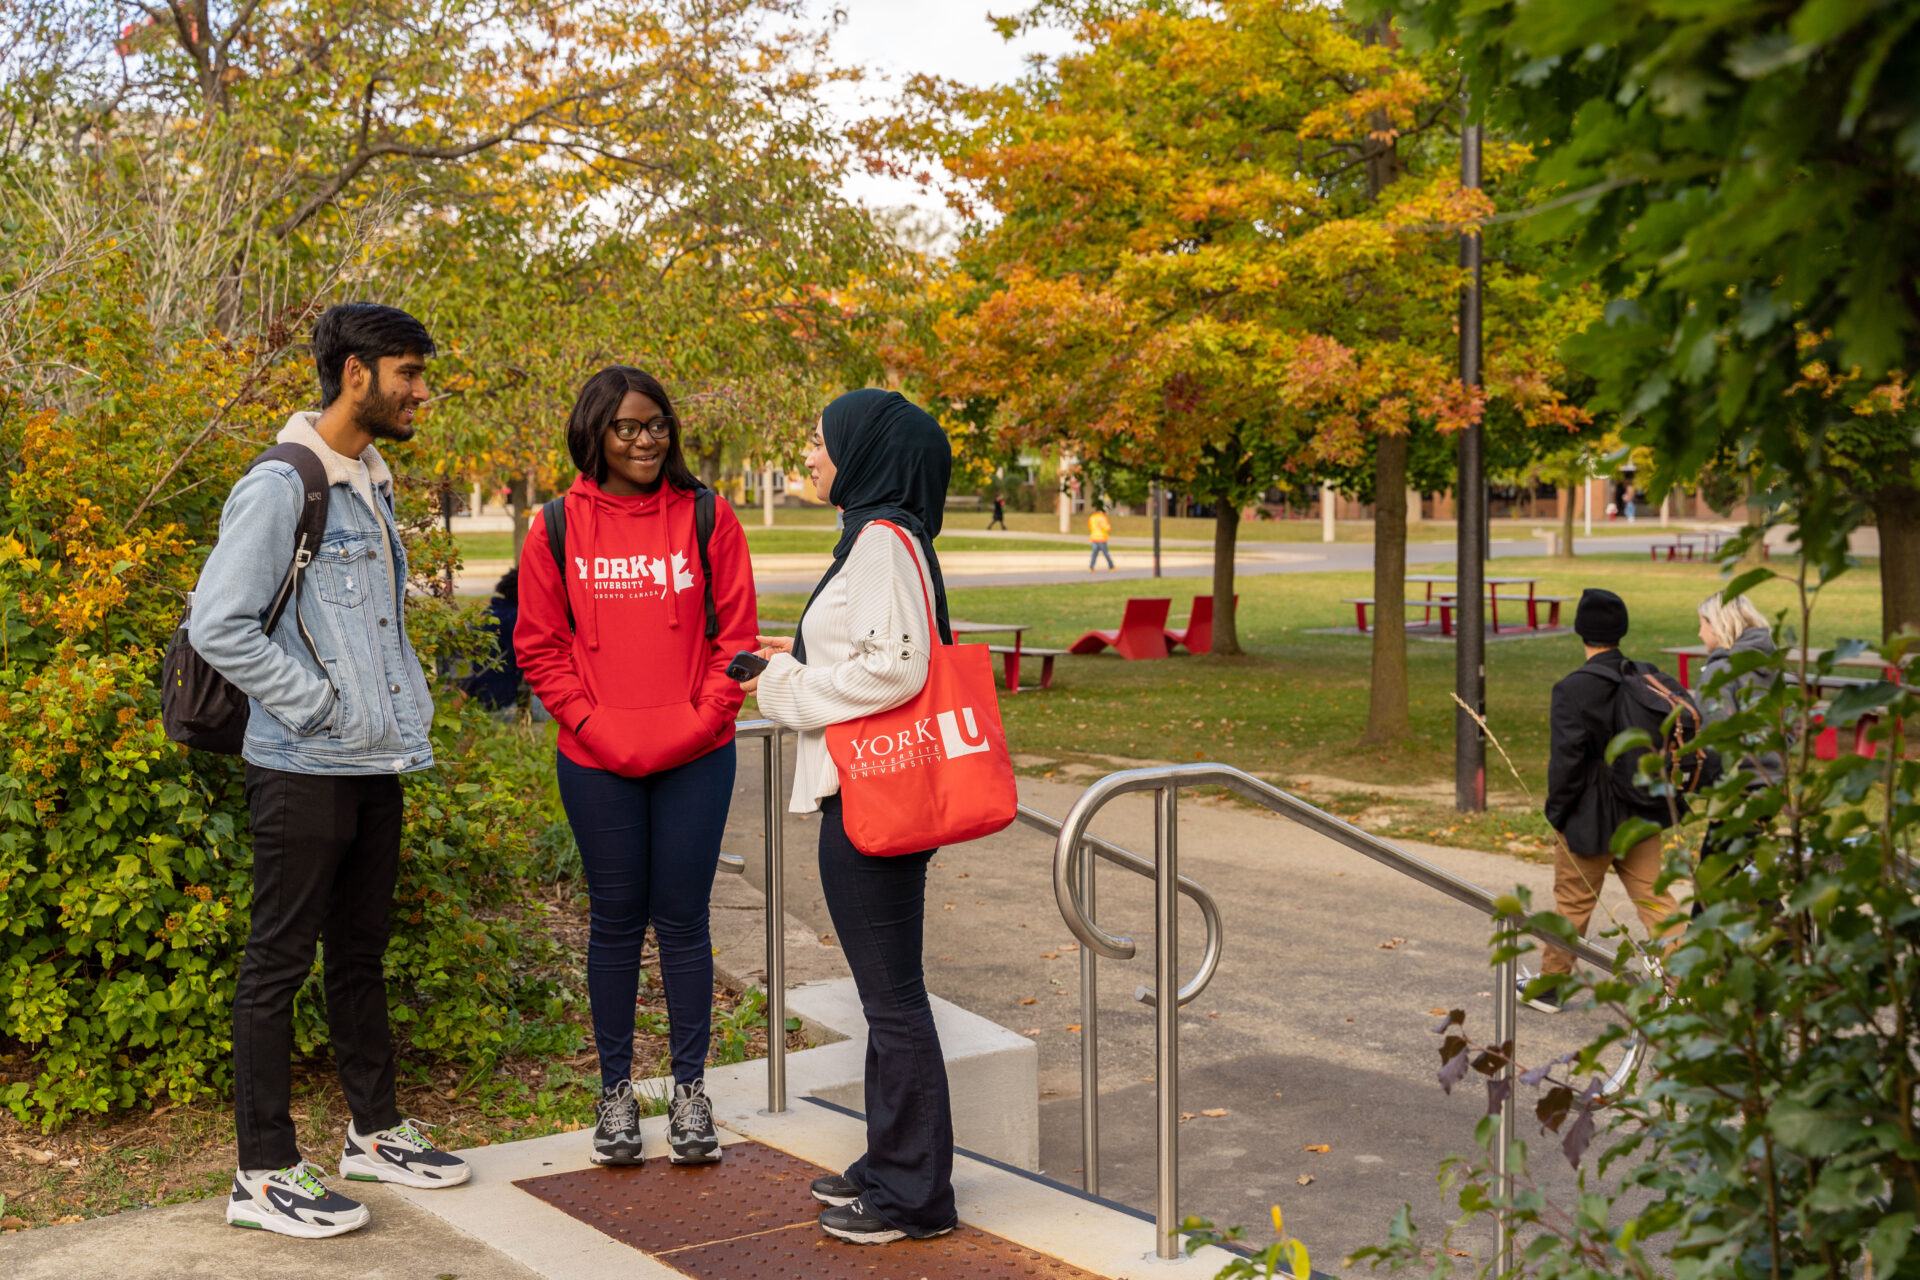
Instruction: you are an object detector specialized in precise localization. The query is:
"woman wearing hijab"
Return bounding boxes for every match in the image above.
[745,390,959,1245]
[515,366,759,1168]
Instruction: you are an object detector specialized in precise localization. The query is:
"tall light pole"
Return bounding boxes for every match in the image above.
[1455,120,1486,814]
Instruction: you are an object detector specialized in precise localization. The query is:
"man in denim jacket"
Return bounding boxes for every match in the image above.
[192,303,470,1238]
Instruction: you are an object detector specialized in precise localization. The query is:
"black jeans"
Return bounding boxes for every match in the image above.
[818,795,957,1236]
[557,745,734,1090]
[233,766,405,1171]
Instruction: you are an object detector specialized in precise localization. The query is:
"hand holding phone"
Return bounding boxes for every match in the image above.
[726,651,770,683]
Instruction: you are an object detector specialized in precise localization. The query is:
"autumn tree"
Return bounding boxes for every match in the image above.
[1383,0,1920,633]
[895,0,1585,732]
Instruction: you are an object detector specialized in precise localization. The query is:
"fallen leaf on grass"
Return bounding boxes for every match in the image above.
[1066,1024,1082,1032]
[1040,952,1058,959]
[1,1215,27,1231]
[954,872,971,879]
[1179,1112,1196,1122]
[942,903,956,911]
[1448,1249,1471,1258]
[24,1149,52,1165]
[1201,1108,1229,1117]
[1427,1008,1448,1016]
[1296,1174,1314,1186]
[1021,1028,1041,1036]
[1378,937,1407,950]
[1304,1143,1331,1153]
[1019,997,1036,1005]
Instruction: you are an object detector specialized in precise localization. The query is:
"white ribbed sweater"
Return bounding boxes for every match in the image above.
[755,522,935,813]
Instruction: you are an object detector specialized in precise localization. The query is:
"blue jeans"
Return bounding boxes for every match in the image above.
[1089,541,1114,569]
[818,795,957,1236]
[557,745,735,1091]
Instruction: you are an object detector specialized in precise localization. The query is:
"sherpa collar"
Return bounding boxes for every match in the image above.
[276,411,394,490]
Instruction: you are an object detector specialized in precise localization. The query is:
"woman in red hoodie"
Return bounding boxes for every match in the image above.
[515,366,757,1168]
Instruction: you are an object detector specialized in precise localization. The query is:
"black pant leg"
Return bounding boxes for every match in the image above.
[232,766,356,1171]
[321,775,404,1136]
[817,796,956,1236]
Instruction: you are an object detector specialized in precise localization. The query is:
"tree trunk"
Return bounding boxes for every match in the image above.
[511,472,535,562]
[1362,432,1411,744]
[1559,484,1577,557]
[1211,500,1242,656]
[1873,482,1920,639]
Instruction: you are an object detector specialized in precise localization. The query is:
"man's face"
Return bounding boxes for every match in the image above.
[347,351,431,442]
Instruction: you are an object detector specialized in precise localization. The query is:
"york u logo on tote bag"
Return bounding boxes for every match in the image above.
[823,521,1018,857]
[844,705,990,776]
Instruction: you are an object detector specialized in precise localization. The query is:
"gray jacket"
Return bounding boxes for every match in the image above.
[190,414,434,775]
[1699,626,1783,781]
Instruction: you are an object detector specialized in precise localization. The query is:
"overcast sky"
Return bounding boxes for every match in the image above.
[805,1,1080,218]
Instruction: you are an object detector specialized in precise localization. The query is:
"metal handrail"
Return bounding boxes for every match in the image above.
[715,719,791,1113]
[1052,763,1634,1265]
[1013,805,1222,1008]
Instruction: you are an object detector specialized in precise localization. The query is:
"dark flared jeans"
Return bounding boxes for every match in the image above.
[818,795,957,1236]
[557,745,734,1091]
[233,766,405,1171]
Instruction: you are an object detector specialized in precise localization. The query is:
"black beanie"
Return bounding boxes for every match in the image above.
[1574,588,1628,646]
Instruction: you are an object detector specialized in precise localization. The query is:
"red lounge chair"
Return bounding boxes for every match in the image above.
[1069,597,1172,660]
[1165,594,1237,655]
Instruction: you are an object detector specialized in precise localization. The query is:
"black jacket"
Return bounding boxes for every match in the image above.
[1544,647,1631,856]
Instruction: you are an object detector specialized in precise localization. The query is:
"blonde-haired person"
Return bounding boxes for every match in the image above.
[1696,592,1783,784]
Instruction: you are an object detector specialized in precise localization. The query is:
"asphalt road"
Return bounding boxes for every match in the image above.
[719,754,1667,1269]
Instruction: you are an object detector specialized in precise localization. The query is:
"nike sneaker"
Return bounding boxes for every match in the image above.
[338,1117,472,1189]
[225,1161,369,1239]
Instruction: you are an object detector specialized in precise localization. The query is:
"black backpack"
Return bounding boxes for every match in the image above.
[161,444,331,753]
[540,489,719,638]
[1592,659,1720,826]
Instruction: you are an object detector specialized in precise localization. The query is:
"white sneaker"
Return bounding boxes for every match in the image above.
[225,1161,370,1238]
[339,1117,472,1189]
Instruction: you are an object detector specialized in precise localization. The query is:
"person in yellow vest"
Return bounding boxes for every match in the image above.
[1088,508,1114,570]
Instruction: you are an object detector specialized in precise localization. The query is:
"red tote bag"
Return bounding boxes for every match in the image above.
[824,522,1019,856]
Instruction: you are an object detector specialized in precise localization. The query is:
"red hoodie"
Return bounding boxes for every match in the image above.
[515,475,758,777]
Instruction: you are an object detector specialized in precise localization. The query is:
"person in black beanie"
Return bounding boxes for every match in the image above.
[1528,588,1683,1011]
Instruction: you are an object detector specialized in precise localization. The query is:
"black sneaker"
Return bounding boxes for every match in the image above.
[225,1161,370,1239]
[819,1197,909,1244]
[1517,971,1565,1014]
[668,1079,721,1165]
[592,1080,644,1166]
[811,1173,860,1207]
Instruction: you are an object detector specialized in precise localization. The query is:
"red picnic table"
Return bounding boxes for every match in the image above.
[1343,576,1571,636]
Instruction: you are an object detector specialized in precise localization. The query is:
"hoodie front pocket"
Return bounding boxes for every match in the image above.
[314,536,371,609]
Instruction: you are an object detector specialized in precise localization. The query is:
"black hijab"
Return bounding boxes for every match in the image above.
[792,389,952,662]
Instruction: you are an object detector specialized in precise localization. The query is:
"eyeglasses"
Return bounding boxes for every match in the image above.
[610,417,671,442]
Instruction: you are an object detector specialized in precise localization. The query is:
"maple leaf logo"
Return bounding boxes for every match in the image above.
[670,551,693,593]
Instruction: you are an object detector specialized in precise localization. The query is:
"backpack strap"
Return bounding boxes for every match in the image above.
[694,488,718,640]
[542,495,572,632]
[250,443,329,663]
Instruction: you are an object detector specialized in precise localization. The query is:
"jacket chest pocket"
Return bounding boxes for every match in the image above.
[314,535,373,609]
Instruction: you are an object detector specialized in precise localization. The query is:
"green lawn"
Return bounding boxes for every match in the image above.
[456,526,1070,560]
[749,555,1879,855]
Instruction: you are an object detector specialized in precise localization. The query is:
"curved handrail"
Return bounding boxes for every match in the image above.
[1014,805,1221,1007]
[1052,762,1621,971]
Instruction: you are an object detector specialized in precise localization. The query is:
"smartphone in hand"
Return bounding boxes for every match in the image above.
[726,651,770,683]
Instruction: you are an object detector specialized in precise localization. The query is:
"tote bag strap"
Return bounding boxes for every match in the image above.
[870,520,943,650]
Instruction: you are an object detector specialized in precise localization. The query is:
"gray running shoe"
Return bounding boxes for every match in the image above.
[668,1079,721,1165]
[592,1080,645,1166]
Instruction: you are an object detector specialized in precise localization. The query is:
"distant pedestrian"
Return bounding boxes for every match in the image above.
[987,494,1006,529]
[1088,508,1114,570]
[459,567,522,712]
[1624,484,1637,522]
[1531,589,1713,1010]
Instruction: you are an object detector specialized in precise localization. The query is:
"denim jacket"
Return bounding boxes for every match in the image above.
[190,415,435,775]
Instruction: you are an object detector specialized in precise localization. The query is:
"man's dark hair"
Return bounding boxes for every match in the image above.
[564,365,701,492]
[312,303,436,408]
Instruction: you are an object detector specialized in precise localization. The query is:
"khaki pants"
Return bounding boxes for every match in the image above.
[1542,832,1681,975]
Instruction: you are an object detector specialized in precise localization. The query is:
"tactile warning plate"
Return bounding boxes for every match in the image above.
[514,1139,1113,1279]
[512,1140,824,1251]
[664,1221,1114,1280]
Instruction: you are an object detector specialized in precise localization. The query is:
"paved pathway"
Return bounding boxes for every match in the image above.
[722,760,1667,1265]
